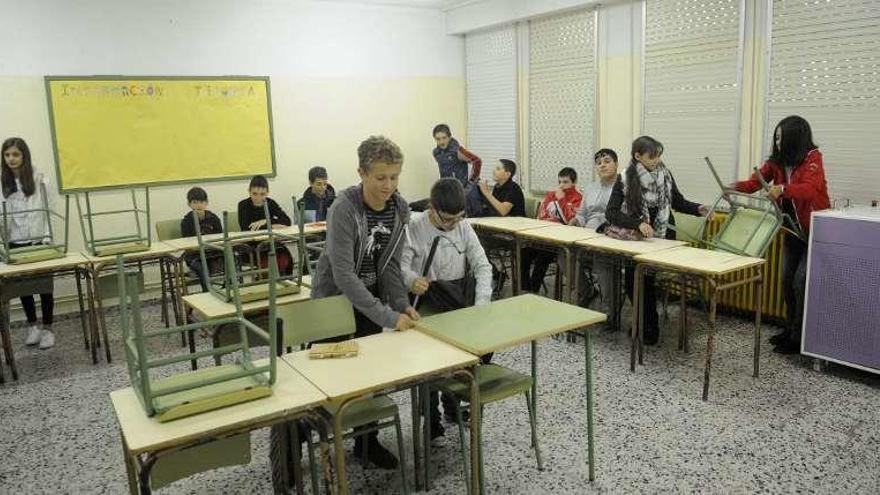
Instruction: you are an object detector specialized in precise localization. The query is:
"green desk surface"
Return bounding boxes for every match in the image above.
[517,224,605,244]
[183,286,312,320]
[414,294,606,355]
[110,358,326,455]
[634,246,765,276]
[283,330,478,401]
[467,216,557,233]
[0,252,88,278]
[574,235,686,256]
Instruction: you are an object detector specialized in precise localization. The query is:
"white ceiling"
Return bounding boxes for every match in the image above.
[312,0,474,11]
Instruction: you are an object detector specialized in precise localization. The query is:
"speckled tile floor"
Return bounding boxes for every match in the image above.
[1,300,879,494]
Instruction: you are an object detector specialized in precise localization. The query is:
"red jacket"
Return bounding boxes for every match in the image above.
[536,187,583,223]
[734,148,830,232]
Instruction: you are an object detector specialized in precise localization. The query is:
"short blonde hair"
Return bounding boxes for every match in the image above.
[357,135,403,172]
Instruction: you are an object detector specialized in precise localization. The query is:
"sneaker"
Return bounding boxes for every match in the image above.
[354,437,399,470]
[25,325,42,346]
[38,330,55,350]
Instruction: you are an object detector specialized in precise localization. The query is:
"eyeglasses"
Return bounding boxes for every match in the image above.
[433,210,465,229]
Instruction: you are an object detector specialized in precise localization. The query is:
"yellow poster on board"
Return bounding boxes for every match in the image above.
[45,77,275,192]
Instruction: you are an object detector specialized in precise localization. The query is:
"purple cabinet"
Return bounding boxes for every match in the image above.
[803,210,880,373]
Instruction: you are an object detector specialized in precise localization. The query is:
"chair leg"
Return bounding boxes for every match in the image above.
[455,404,470,493]
[524,392,543,471]
[306,428,320,495]
[393,415,409,494]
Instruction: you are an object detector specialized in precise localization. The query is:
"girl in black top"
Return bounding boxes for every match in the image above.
[605,136,709,344]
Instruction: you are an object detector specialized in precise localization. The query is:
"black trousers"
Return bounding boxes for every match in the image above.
[10,242,54,325]
[520,248,556,293]
[624,267,658,337]
[781,234,808,343]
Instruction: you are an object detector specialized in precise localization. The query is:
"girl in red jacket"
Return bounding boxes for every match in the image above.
[734,115,830,354]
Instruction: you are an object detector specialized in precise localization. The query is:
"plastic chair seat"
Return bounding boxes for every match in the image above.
[95,240,150,257]
[6,246,65,264]
[322,395,398,431]
[237,280,301,303]
[438,364,533,404]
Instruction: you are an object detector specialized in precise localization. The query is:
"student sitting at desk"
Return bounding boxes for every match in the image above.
[237,175,293,275]
[478,159,526,217]
[605,136,709,345]
[520,167,583,293]
[180,187,223,292]
[733,115,830,354]
[2,137,55,349]
[570,148,619,309]
[301,166,335,222]
[312,135,419,469]
[401,178,493,438]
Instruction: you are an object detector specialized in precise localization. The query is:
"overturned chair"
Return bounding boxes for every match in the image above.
[0,182,69,264]
[76,187,152,257]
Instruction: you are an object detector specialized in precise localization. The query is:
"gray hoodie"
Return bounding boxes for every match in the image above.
[311,184,411,329]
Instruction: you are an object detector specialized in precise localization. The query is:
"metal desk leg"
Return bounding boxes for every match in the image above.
[93,266,113,363]
[121,432,138,495]
[332,400,352,495]
[84,269,99,364]
[0,298,17,381]
[75,269,90,350]
[702,283,719,401]
[452,368,480,495]
[753,272,762,378]
[514,236,523,296]
[584,323,596,482]
[630,264,644,371]
[410,387,423,491]
[530,340,543,470]
[422,383,431,491]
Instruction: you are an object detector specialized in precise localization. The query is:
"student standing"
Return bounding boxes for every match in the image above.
[312,135,418,469]
[733,116,830,354]
[605,136,709,344]
[1,138,55,349]
[432,124,482,186]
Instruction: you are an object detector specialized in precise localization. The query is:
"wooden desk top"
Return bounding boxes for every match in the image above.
[415,294,606,355]
[183,286,313,320]
[467,216,556,233]
[634,246,765,276]
[517,224,605,244]
[110,358,326,455]
[574,235,686,256]
[163,224,327,253]
[283,330,478,401]
[0,252,89,278]
[85,241,179,267]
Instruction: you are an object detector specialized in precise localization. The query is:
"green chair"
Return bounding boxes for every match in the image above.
[0,182,70,264]
[432,358,542,491]
[155,218,201,350]
[269,295,409,494]
[76,187,151,256]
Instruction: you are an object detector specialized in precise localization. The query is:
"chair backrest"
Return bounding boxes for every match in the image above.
[672,213,705,244]
[224,211,241,232]
[525,195,540,219]
[155,219,182,241]
[275,295,355,348]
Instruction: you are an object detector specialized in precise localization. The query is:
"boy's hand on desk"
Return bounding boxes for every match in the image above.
[638,222,654,238]
[567,217,578,226]
[395,307,420,331]
[698,204,713,220]
[249,219,267,231]
[410,277,430,295]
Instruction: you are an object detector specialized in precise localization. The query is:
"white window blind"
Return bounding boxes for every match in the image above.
[465,26,518,182]
[766,0,880,205]
[528,9,597,193]
[643,0,744,205]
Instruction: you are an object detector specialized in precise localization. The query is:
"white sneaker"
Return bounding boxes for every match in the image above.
[25,325,42,346]
[38,330,55,350]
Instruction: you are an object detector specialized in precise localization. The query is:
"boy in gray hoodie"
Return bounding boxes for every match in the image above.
[311,135,419,469]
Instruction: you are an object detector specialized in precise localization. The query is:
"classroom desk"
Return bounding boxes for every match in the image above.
[574,235,687,331]
[467,217,556,294]
[415,294,606,482]
[0,253,91,382]
[110,358,328,494]
[283,330,481,494]
[632,246,765,401]
[514,224,604,301]
[83,242,180,363]
[182,286,312,321]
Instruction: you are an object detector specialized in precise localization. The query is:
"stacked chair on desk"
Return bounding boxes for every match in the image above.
[115,214,280,491]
